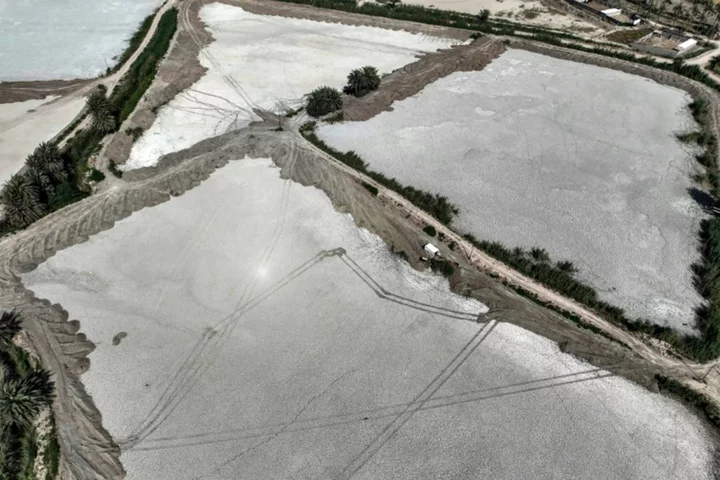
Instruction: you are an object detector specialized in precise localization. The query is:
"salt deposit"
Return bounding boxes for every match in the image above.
[0,0,163,81]
[22,157,714,479]
[319,49,704,332]
[124,3,458,170]
[0,96,85,185]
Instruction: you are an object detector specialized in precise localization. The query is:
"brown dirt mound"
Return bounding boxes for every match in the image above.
[344,37,505,122]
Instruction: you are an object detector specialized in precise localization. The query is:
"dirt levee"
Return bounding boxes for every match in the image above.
[343,37,505,122]
[19,126,717,478]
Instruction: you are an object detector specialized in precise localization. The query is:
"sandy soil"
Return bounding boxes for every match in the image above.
[0,79,91,104]
[23,152,716,479]
[401,0,603,33]
[0,95,86,185]
[1,0,163,81]
[320,49,704,332]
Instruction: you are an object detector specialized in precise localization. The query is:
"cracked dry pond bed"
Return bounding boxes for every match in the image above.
[319,49,705,333]
[22,158,716,479]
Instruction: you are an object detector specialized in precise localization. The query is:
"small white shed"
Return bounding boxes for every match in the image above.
[424,243,440,256]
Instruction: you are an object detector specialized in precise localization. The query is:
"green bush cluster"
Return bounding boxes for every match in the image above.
[0,143,86,230]
[344,66,381,97]
[108,160,124,179]
[423,225,437,237]
[301,124,459,224]
[656,375,720,430]
[125,126,145,142]
[107,12,156,75]
[362,182,379,196]
[306,86,343,118]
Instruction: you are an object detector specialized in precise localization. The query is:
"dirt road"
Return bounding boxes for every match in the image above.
[58,0,178,148]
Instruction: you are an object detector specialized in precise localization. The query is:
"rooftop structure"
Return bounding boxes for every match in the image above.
[631,30,698,58]
[568,0,636,25]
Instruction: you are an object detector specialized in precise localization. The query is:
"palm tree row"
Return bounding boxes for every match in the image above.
[0,310,55,479]
[86,87,118,134]
[0,140,75,229]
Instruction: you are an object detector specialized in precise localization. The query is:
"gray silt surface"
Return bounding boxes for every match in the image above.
[21,158,713,479]
[318,49,705,333]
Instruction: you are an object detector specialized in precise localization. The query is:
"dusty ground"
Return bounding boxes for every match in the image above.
[0,95,87,185]
[22,132,717,479]
[399,0,603,33]
[322,49,704,332]
[0,79,91,104]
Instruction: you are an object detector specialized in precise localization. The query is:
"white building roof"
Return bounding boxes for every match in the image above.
[675,39,698,51]
[424,243,440,255]
[601,8,622,16]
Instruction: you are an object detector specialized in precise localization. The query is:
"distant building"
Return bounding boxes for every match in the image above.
[568,0,636,25]
[631,30,698,58]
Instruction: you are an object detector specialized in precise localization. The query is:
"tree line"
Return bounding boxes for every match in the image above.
[300,122,459,224]
[0,311,57,479]
[0,8,179,234]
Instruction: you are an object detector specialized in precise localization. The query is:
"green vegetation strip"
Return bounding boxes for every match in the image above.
[287,0,720,361]
[0,8,178,235]
[110,8,178,123]
[301,122,458,224]
[108,10,157,76]
[656,375,720,431]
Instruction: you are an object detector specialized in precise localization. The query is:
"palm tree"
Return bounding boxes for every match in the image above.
[0,311,22,349]
[306,86,343,118]
[476,9,490,23]
[92,108,117,134]
[86,88,109,117]
[556,260,578,274]
[86,88,118,134]
[25,167,55,202]
[1,174,46,229]
[0,423,20,477]
[0,369,54,427]
[29,143,67,183]
[345,66,381,97]
[530,247,550,263]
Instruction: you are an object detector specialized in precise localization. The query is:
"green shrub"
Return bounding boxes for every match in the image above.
[344,66,381,97]
[125,126,144,142]
[430,258,455,277]
[43,418,60,480]
[89,169,105,183]
[362,182,379,196]
[656,375,720,430]
[423,225,437,237]
[306,86,343,118]
[108,160,124,179]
